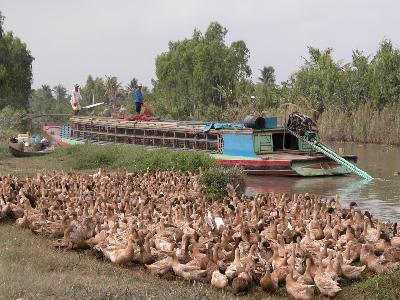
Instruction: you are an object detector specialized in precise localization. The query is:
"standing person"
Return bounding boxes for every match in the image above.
[70,84,82,115]
[134,82,144,114]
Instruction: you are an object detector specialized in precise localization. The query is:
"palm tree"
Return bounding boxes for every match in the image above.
[104,76,121,109]
[126,78,138,92]
[258,66,276,87]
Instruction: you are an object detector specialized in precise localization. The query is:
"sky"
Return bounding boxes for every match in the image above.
[1,0,399,90]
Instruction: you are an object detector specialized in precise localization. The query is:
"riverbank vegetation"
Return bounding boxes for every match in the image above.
[55,144,218,173]
[2,10,400,144]
[0,142,242,199]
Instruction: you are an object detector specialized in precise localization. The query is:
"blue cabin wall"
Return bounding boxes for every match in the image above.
[265,117,277,129]
[222,133,257,157]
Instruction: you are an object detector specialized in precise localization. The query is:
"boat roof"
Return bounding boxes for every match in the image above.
[69,116,285,134]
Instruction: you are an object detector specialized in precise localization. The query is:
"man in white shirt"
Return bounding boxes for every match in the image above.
[70,84,82,115]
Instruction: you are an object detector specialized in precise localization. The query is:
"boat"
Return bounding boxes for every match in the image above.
[8,141,54,157]
[43,113,370,178]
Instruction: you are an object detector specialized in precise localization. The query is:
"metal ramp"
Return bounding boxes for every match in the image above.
[287,128,374,181]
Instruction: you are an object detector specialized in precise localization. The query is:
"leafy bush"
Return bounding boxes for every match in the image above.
[0,106,27,133]
[199,167,245,200]
[0,106,27,140]
[0,127,18,140]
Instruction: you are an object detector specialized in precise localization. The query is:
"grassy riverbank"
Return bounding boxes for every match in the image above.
[1,142,219,176]
[1,142,400,299]
[0,142,243,198]
[1,219,399,300]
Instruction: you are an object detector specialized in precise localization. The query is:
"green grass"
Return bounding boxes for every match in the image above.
[54,144,218,173]
[0,142,242,198]
[1,142,400,299]
[0,142,8,160]
[0,222,228,300]
[338,269,400,299]
[1,222,399,300]
[0,142,218,176]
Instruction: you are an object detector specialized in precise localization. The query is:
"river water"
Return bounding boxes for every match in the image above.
[245,142,400,222]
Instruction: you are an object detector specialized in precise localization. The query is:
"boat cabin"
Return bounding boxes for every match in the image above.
[220,128,313,158]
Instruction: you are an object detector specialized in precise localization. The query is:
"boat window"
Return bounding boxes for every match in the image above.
[272,132,299,151]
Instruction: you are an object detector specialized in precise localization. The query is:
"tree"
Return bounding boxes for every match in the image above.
[154,22,251,120]
[256,66,278,108]
[41,84,53,100]
[347,50,372,107]
[127,78,138,92]
[81,75,106,105]
[104,75,121,108]
[258,66,276,86]
[285,47,343,113]
[53,84,68,102]
[29,87,71,130]
[370,40,400,108]
[0,11,34,110]
[0,11,4,38]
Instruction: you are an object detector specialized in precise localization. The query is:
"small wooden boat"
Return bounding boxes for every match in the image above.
[8,142,54,157]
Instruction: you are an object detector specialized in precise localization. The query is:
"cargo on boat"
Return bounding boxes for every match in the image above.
[8,135,53,157]
[44,113,361,177]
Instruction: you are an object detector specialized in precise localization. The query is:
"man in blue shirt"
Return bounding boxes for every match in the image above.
[135,82,144,113]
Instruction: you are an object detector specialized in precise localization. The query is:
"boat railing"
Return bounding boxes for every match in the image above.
[69,118,222,153]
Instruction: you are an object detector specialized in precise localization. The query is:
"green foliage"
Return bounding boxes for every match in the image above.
[78,75,145,114]
[52,84,68,102]
[0,141,9,160]
[370,40,400,109]
[0,106,27,139]
[150,25,400,126]
[54,144,218,173]
[199,167,245,200]
[81,75,106,106]
[0,11,4,38]
[0,11,34,110]
[153,22,251,120]
[281,40,400,114]
[284,47,343,113]
[258,66,276,86]
[104,75,121,107]
[28,87,72,130]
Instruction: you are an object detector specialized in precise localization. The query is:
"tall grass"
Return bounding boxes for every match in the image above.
[319,103,400,144]
[223,103,400,145]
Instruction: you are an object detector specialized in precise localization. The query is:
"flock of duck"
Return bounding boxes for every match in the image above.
[1,170,400,299]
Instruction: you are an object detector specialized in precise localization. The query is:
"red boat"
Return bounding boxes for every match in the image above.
[43,114,364,177]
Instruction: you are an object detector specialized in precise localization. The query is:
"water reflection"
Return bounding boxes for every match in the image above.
[245,142,400,221]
